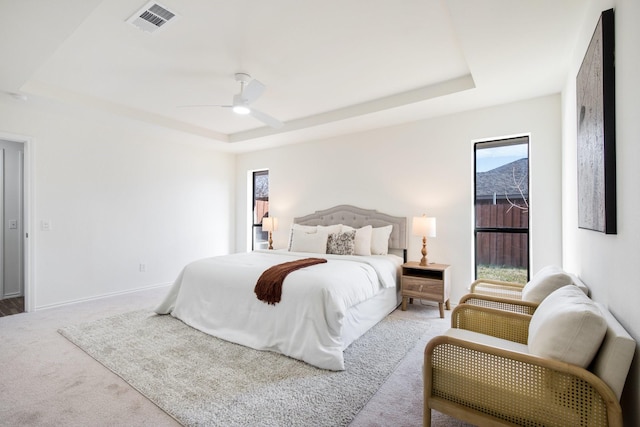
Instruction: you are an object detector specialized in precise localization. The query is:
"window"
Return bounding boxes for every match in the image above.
[474,137,529,283]
[251,170,269,250]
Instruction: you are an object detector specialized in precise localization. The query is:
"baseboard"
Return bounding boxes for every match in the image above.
[34,282,172,311]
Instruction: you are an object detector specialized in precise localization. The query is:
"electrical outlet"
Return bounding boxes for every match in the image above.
[139,263,147,272]
[41,220,52,231]
[8,220,18,229]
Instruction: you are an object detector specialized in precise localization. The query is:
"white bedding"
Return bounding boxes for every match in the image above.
[155,250,402,370]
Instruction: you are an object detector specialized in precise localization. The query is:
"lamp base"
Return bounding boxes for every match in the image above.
[419,236,428,266]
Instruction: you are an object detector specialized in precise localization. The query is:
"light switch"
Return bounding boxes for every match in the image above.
[8,220,18,229]
[41,220,52,231]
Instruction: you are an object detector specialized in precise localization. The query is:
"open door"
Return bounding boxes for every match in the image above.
[0,139,25,314]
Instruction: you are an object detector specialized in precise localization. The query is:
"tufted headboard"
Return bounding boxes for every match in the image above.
[293,205,407,251]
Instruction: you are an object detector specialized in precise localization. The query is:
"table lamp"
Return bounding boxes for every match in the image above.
[262,217,278,250]
[412,215,436,266]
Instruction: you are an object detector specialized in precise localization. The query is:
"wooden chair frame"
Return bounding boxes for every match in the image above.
[424,305,623,427]
[459,292,538,315]
[469,278,528,299]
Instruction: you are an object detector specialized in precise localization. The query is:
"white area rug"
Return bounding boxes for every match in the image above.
[59,310,428,427]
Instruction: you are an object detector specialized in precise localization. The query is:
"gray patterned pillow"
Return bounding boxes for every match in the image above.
[326,231,356,255]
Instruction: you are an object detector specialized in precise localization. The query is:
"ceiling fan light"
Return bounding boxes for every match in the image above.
[232,104,250,115]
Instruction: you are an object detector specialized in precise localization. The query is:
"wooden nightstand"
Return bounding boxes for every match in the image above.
[401,262,451,318]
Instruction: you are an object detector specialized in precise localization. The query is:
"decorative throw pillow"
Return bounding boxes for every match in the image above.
[370,225,393,255]
[341,225,373,255]
[289,229,328,254]
[327,231,356,255]
[528,285,607,367]
[521,265,573,303]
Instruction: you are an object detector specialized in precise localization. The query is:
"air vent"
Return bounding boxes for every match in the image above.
[127,2,177,33]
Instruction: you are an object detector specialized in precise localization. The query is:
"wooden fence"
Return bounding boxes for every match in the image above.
[476,202,528,268]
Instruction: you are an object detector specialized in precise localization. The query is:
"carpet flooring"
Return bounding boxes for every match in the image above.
[59,311,428,427]
[0,287,473,426]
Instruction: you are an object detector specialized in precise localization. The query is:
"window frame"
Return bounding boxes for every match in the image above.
[251,169,269,251]
[473,136,530,282]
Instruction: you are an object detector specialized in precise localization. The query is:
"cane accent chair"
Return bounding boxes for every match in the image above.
[424,286,635,427]
[464,265,588,314]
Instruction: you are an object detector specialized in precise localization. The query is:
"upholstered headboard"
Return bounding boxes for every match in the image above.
[293,205,407,250]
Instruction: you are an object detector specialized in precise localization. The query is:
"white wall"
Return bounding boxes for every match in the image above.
[561,0,640,423]
[0,97,236,309]
[236,94,563,303]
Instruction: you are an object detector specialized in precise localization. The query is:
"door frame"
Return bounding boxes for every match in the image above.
[0,132,33,312]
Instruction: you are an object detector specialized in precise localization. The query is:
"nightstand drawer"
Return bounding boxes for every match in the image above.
[402,276,443,295]
[402,276,444,301]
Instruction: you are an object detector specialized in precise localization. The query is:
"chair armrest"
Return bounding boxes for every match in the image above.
[459,292,538,315]
[451,304,531,344]
[470,279,525,299]
[424,335,623,427]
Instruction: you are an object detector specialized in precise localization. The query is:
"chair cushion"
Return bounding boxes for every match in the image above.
[568,273,590,296]
[591,303,636,400]
[521,265,573,303]
[528,285,606,367]
[445,328,530,355]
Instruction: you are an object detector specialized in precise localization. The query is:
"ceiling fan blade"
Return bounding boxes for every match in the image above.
[250,108,283,129]
[242,79,266,104]
[177,104,232,108]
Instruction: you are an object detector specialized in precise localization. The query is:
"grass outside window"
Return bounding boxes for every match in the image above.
[477,265,527,284]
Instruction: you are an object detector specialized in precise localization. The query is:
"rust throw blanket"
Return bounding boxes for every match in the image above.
[255,258,328,305]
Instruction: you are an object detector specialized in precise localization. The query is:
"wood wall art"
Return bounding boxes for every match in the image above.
[576,8,616,234]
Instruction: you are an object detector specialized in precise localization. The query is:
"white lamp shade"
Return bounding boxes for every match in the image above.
[262,217,278,232]
[412,216,436,238]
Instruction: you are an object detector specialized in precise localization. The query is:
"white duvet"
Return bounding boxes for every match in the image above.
[155,250,402,370]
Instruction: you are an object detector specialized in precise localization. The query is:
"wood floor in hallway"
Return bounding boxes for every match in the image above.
[0,296,24,317]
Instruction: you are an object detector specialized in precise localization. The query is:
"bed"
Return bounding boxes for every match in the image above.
[154,205,407,370]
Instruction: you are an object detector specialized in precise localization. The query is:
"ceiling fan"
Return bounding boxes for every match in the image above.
[183,73,283,129]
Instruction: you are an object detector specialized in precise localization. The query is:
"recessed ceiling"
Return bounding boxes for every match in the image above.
[0,0,586,152]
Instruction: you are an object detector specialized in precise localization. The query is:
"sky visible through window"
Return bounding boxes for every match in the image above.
[476,144,528,172]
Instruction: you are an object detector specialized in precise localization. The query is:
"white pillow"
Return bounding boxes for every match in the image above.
[318,224,343,235]
[290,224,317,233]
[341,225,373,256]
[370,225,393,255]
[289,229,328,254]
[528,285,607,367]
[288,224,317,250]
[521,265,573,303]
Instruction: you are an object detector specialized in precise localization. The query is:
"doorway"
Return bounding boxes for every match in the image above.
[0,138,26,316]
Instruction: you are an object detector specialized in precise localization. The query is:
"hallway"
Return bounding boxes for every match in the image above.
[0,297,24,317]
